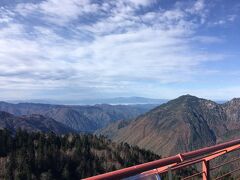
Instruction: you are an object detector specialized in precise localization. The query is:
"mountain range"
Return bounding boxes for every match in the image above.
[0,111,74,134]
[77,97,168,105]
[98,95,240,157]
[0,102,158,132]
[8,97,168,105]
[2,94,240,158]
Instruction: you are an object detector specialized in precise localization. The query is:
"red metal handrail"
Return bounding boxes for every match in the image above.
[84,139,240,180]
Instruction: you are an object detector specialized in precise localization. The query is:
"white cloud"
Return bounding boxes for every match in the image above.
[0,0,232,100]
[211,14,238,26]
[16,0,99,25]
[0,7,14,23]
[193,0,205,12]
[228,14,237,22]
[191,36,223,43]
[128,0,154,7]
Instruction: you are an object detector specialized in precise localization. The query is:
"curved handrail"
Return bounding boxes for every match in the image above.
[83,138,240,180]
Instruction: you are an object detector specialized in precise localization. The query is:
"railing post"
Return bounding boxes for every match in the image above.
[202,160,210,180]
[168,166,173,180]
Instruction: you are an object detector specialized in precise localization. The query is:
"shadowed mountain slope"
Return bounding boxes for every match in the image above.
[0,102,157,132]
[0,111,75,134]
[98,95,240,156]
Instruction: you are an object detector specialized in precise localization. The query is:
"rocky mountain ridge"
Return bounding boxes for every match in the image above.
[98,95,240,156]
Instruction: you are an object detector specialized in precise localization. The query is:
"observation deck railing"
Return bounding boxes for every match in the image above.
[84,138,240,180]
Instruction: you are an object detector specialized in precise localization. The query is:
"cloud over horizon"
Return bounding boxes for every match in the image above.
[0,0,239,101]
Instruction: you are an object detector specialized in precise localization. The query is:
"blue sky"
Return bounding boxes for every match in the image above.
[0,0,239,101]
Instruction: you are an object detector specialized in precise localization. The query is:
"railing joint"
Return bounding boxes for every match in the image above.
[178,153,184,162]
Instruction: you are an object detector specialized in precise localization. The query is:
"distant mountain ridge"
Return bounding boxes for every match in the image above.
[0,102,158,132]
[6,96,168,105]
[79,97,168,105]
[98,95,240,156]
[0,111,75,134]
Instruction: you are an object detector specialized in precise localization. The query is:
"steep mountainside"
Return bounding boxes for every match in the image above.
[99,95,240,156]
[223,98,240,129]
[0,111,75,134]
[0,102,157,132]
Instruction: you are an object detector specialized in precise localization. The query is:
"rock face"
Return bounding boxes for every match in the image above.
[98,95,240,156]
[0,111,75,134]
[223,98,240,129]
[0,102,157,132]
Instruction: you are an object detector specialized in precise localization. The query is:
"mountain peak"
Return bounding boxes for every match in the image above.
[166,94,201,107]
[228,98,240,103]
[148,95,204,114]
[99,95,229,156]
[177,94,199,100]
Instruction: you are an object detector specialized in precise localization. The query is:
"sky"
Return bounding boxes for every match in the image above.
[0,0,240,101]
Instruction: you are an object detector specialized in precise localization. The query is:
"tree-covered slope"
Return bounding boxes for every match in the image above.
[0,129,160,180]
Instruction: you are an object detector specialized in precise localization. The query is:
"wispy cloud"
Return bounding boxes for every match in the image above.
[16,0,100,25]
[0,0,237,100]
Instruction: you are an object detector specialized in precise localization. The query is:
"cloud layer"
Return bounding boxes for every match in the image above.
[0,0,239,100]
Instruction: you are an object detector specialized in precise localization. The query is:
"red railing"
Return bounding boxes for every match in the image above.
[84,139,240,180]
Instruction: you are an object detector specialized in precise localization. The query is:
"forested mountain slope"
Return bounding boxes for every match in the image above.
[0,129,160,179]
